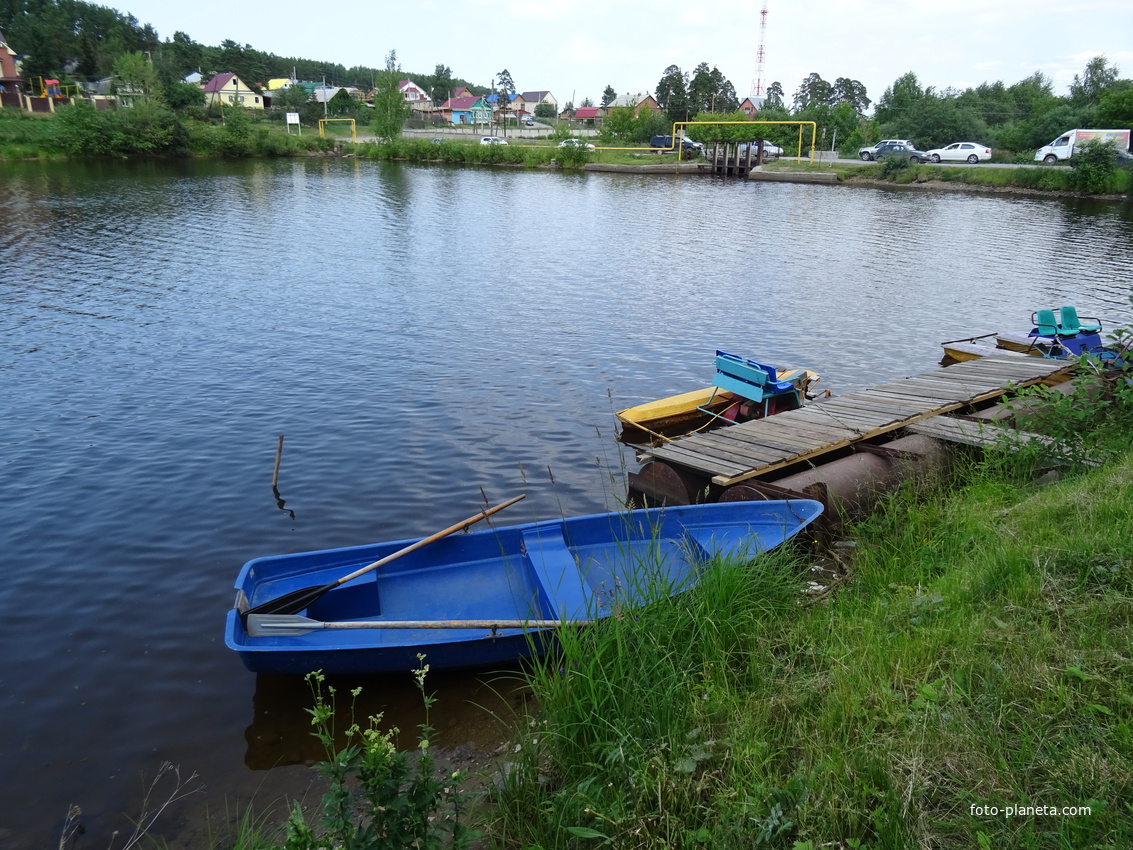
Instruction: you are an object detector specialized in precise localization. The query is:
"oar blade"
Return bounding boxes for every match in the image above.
[242,582,335,619]
[246,614,321,637]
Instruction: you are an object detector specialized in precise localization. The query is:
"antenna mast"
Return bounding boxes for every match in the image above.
[750,1,769,97]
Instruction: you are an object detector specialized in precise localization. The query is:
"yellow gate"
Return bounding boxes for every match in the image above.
[318,118,357,142]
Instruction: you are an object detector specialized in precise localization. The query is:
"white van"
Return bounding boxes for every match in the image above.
[1034,129,1131,164]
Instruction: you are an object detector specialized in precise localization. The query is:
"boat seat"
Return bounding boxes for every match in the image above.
[1031,308,1069,338]
[522,526,592,621]
[712,351,796,402]
[1058,305,1102,335]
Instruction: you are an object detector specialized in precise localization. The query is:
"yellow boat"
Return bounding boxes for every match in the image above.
[940,332,1000,363]
[616,361,821,446]
[939,331,1065,364]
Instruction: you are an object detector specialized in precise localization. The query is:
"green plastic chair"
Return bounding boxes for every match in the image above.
[1058,305,1102,335]
[1031,309,1062,337]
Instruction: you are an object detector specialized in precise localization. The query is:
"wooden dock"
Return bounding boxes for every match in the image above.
[636,354,1072,488]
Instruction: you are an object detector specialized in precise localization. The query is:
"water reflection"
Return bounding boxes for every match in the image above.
[245,667,533,770]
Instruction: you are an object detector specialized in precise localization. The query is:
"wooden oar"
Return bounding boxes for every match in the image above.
[240,494,526,620]
[246,613,588,637]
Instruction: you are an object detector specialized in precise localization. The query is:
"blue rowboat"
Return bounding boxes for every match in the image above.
[225,499,823,675]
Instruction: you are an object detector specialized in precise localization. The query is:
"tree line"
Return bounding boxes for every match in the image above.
[756,58,1132,157]
[0,0,475,101]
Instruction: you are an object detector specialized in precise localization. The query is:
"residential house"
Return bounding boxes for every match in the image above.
[438,94,491,125]
[519,90,557,117]
[739,96,762,117]
[569,105,605,125]
[487,92,526,121]
[0,28,22,97]
[313,85,363,103]
[201,72,264,109]
[453,86,473,97]
[608,93,659,115]
[398,79,432,110]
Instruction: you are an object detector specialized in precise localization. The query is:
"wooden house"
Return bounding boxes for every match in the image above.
[201,72,264,109]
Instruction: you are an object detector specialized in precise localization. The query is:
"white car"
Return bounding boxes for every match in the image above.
[924,142,992,164]
[760,140,783,156]
[558,138,595,150]
[479,136,509,146]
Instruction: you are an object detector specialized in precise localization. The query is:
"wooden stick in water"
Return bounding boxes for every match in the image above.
[272,434,284,489]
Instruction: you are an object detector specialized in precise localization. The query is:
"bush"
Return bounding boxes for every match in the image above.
[283,668,480,850]
[878,152,914,177]
[52,101,184,157]
[1070,139,1123,193]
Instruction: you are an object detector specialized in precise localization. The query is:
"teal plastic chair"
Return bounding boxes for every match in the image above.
[1031,309,1062,337]
[1058,305,1102,335]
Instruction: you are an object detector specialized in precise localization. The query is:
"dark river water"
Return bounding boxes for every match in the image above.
[1,157,1131,848]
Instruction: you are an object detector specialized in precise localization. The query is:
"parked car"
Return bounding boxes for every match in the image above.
[874,142,928,163]
[479,136,508,145]
[858,139,914,161]
[649,135,702,155]
[736,141,780,158]
[924,142,992,164]
[558,138,595,150]
[522,117,535,126]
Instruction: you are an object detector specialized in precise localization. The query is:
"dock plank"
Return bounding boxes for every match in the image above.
[906,415,1100,467]
[711,428,820,455]
[680,432,787,464]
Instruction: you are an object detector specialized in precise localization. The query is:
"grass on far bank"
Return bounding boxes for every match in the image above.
[489,368,1133,849]
[768,156,1133,195]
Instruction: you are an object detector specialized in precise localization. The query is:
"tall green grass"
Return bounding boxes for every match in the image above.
[354,136,593,169]
[0,109,63,158]
[492,446,1133,847]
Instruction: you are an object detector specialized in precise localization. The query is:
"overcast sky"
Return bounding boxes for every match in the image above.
[120,0,1131,109]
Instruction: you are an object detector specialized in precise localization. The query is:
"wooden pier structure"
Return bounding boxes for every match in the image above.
[630,353,1073,505]
[708,141,766,177]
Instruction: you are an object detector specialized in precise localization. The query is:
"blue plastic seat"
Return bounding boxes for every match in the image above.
[1058,305,1102,335]
[713,351,773,402]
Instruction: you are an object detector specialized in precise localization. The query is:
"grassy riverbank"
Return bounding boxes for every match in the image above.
[5,107,1128,195]
[759,156,1132,195]
[489,444,1133,848]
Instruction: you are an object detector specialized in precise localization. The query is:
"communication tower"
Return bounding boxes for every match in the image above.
[749,1,769,98]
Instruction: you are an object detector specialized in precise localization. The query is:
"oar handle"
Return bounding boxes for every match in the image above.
[333,494,526,587]
[322,618,581,630]
[245,612,591,636]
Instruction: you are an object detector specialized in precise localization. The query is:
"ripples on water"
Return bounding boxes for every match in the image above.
[1,158,1131,846]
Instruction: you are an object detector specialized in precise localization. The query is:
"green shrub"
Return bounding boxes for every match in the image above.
[878,153,913,177]
[52,101,183,157]
[1070,139,1122,193]
[283,667,480,850]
